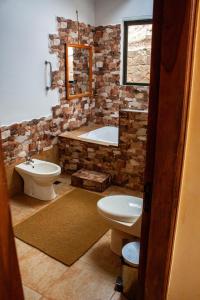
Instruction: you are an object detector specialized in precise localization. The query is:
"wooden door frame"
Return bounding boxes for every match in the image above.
[138,0,199,299]
[0,137,24,299]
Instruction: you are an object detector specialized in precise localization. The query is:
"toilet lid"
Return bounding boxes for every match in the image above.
[97,195,143,223]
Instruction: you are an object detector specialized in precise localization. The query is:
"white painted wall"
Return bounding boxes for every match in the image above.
[0,0,95,125]
[95,0,153,26]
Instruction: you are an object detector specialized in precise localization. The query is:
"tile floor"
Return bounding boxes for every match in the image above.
[10,175,139,300]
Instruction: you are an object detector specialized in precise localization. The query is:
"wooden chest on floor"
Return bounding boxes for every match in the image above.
[71,169,111,192]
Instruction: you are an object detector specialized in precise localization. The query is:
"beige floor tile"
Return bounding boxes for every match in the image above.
[10,194,50,225]
[54,182,75,197]
[15,238,34,260]
[18,245,67,294]
[43,260,116,300]
[111,291,127,300]
[54,173,71,184]
[80,230,121,278]
[10,204,25,225]
[23,285,42,300]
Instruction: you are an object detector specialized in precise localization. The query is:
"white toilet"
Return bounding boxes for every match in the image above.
[97,195,143,255]
[15,159,61,201]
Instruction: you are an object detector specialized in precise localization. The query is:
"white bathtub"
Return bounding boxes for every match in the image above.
[79,126,119,146]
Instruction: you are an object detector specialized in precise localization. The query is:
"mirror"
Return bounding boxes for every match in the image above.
[66,44,93,99]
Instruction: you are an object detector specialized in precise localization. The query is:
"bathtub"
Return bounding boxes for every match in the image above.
[79,126,119,146]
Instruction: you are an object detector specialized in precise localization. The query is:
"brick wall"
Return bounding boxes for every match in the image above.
[1,19,96,165]
[94,25,149,125]
[1,18,149,169]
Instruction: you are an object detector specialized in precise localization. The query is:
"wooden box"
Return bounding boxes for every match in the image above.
[71,169,111,192]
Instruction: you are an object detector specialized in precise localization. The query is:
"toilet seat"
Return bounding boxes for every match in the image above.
[97,195,143,223]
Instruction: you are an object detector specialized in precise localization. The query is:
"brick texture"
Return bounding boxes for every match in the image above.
[59,110,148,192]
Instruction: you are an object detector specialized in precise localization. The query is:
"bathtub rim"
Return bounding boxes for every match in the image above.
[59,124,119,147]
[78,126,119,147]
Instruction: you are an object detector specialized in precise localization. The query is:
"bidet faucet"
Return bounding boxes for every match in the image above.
[25,153,34,164]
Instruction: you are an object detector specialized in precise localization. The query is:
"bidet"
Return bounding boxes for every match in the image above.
[15,159,61,200]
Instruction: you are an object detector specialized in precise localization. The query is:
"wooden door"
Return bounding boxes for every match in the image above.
[0,137,24,299]
[138,0,199,299]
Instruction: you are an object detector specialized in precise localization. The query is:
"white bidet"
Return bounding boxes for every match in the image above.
[15,159,61,201]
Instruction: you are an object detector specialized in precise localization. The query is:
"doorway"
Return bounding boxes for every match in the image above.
[0,0,199,299]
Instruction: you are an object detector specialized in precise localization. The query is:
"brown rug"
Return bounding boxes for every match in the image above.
[14,188,108,266]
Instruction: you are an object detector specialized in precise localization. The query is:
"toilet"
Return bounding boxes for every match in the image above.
[97,195,143,255]
[15,159,61,201]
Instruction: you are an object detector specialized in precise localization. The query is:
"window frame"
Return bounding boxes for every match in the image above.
[123,19,153,86]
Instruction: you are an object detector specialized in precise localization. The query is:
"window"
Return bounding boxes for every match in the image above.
[123,19,152,86]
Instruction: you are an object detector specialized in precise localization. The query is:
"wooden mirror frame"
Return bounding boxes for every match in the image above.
[65,44,93,100]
